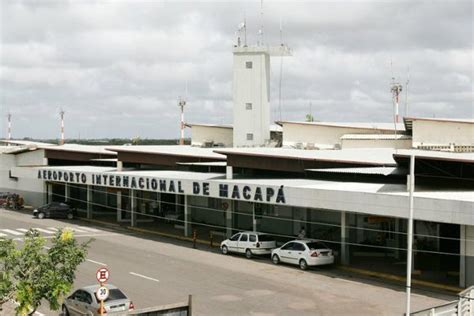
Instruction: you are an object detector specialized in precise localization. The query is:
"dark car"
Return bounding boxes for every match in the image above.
[33,202,76,220]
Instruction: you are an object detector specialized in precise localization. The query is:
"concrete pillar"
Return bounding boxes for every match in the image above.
[226,166,233,179]
[116,191,122,222]
[184,195,191,237]
[460,224,466,288]
[225,200,233,238]
[341,211,349,265]
[252,203,257,232]
[117,160,123,172]
[130,189,136,227]
[43,182,49,204]
[464,225,474,287]
[64,183,70,203]
[86,185,92,219]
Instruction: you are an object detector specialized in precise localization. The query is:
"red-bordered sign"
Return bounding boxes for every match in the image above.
[96,267,109,284]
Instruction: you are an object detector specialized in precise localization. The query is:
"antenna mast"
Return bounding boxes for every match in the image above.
[178,97,186,145]
[59,108,65,145]
[7,112,12,141]
[391,78,403,124]
[259,0,264,45]
[405,67,410,117]
[278,17,283,121]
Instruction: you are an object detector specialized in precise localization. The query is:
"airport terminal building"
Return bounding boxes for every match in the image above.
[1,42,473,289]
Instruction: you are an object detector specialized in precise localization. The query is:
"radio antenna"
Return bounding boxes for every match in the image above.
[278,17,283,121]
[405,66,410,117]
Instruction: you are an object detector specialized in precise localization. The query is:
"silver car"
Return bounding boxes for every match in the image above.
[62,284,134,316]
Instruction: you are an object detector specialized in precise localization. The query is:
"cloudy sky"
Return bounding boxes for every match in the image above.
[1,0,472,139]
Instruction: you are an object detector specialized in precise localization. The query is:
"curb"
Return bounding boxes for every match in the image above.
[79,218,216,247]
[339,266,462,293]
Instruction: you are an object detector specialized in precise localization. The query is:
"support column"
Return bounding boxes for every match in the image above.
[117,160,123,172]
[86,185,92,219]
[184,195,191,237]
[116,191,122,222]
[341,211,349,265]
[252,203,257,232]
[226,166,233,179]
[43,182,49,204]
[225,200,232,238]
[64,183,70,203]
[47,183,52,203]
[460,224,466,288]
[130,189,136,227]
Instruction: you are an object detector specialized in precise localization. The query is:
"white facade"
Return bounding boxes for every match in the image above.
[341,135,412,149]
[232,46,291,147]
[411,118,474,151]
[281,122,406,149]
[0,149,47,206]
[233,47,270,147]
[188,124,233,147]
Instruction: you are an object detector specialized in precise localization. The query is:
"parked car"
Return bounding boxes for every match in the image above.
[221,232,276,258]
[271,239,334,270]
[62,284,134,316]
[33,202,76,220]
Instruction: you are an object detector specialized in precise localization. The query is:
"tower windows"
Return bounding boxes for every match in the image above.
[245,61,253,69]
[245,103,252,110]
[246,133,254,141]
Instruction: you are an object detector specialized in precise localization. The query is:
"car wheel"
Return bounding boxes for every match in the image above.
[37,212,45,219]
[66,213,74,220]
[62,305,69,316]
[221,245,228,255]
[299,259,308,270]
[245,249,252,259]
[272,254,280,265]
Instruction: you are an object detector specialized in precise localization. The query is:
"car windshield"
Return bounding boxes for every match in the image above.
[306,242,328,250]
[96,289,127,302]
[258,235,274,242]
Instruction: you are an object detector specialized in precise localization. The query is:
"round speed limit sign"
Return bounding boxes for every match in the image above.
[97,286,109,301]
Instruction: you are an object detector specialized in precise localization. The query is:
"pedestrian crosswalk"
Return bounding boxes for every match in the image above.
[0,226,101,238]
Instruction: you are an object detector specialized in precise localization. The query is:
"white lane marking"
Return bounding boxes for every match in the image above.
[0,232,7,237]
[1,229,23,236]
[16,228,29,233]
[77,226,100,232]
[129,272,160,283]
[71,228,89,233]
[86,259,107,266]
[35,228,56,234]
[48,227,59,231]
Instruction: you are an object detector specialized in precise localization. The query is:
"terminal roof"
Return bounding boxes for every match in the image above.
[276,121,406,132]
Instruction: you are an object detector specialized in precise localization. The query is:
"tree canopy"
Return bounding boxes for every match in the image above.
[0,229,92,315]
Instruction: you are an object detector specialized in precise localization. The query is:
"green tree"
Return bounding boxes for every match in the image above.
[0,229,92,315]
[305,114,314,122]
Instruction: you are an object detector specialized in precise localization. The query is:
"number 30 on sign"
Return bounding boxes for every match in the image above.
[97,286,109,301]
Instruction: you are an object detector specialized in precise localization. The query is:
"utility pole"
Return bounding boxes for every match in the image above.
[7,112,12,141]
[406,154,415,316]
[59,108,65,145]
[178,98,186,145]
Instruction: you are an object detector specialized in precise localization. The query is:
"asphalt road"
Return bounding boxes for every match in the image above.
[1,209,451,316]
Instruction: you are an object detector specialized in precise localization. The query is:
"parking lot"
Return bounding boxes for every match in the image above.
[1,208,452,315]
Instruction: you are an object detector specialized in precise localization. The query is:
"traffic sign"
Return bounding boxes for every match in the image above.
[96,286,109,301]
[96,267,109,284]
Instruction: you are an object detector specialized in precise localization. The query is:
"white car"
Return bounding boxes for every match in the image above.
[271,239,334,270]
[221,232,276,258]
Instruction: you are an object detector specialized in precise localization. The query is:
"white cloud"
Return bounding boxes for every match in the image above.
[0,0,472,139]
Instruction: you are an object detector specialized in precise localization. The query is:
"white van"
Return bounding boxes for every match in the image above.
[220,232,276,258]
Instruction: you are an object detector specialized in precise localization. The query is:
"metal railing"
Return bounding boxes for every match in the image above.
[411,287,473,316]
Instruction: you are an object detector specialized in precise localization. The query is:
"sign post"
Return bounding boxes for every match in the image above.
[96,267,110,316]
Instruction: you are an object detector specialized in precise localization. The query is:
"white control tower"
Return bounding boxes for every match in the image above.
[232,44,291,147]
